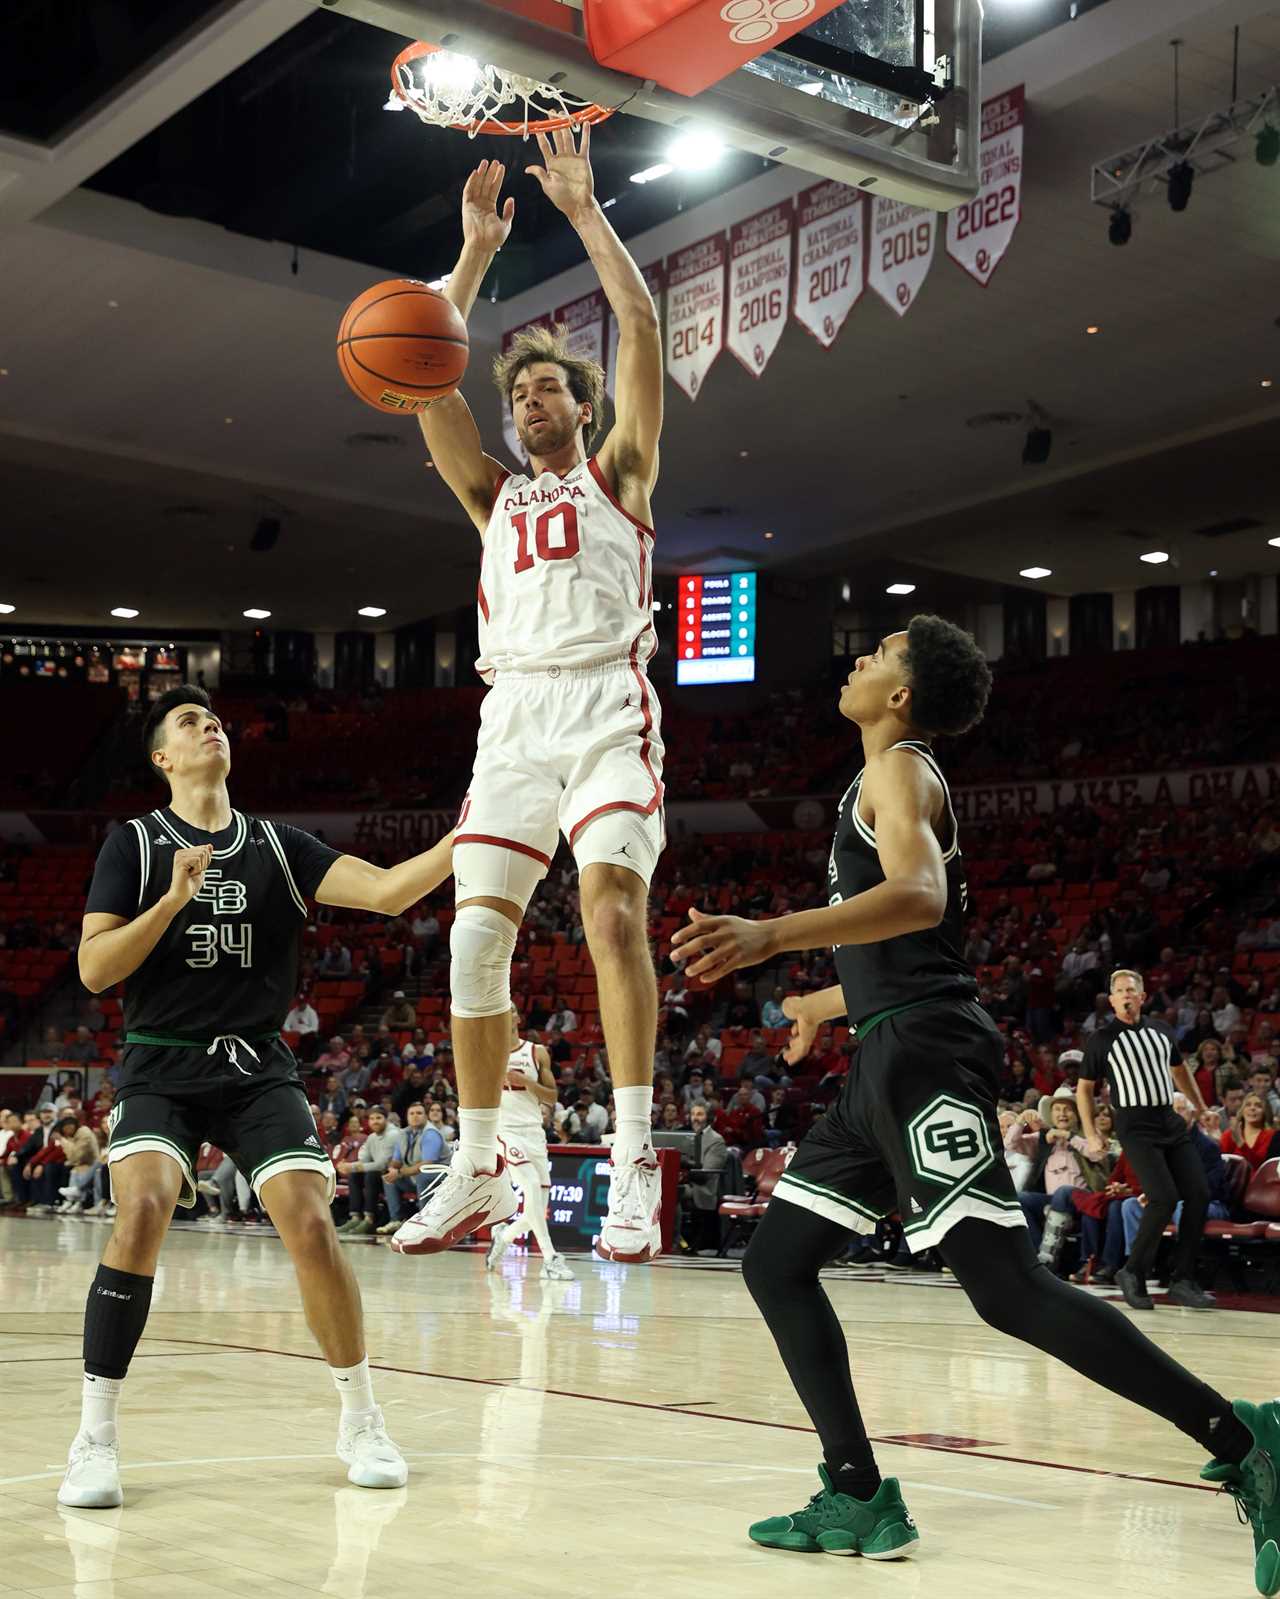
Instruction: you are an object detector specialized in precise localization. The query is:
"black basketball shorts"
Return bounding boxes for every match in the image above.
[107,1036,333,1208]
[775,998,1025,1254]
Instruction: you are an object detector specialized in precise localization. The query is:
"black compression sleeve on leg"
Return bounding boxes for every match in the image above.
[83,1264,154,1379]
[742,1199,882,1496]
[939,1219,1250,1464]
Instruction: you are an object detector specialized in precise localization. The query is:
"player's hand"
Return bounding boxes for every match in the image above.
[671,907,775,985]
[461,160,515,253]
[165,844,213,908]
[505,1068,527,1089]
[1084,1138,1106,1159]
[781,994,819,1065]
[526,124,595,222]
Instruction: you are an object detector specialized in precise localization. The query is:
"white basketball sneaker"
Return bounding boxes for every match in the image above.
[57,1422,124,1508]
[336,1407,408,1489]
[390,1154,517,1256]
[541,1252,575,1281]
[485,1220,513,1271]
[595,1153,662,1262]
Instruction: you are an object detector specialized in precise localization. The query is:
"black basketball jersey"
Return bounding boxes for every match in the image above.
[85,807,340,1041]
[827,740,976,1031]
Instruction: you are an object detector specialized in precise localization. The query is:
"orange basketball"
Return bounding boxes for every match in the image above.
[336,278,469,414]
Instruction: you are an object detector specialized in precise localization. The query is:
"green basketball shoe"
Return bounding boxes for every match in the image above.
[1201,1399,1280,1597]
[748,1467,920,1558]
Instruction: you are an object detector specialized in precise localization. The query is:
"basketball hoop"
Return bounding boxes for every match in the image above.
[388,41,614,138]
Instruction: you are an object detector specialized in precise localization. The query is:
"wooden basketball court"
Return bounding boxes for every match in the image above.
[1,1216,1268,1598]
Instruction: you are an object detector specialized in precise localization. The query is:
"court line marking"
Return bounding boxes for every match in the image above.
[37,1332,1218,1497]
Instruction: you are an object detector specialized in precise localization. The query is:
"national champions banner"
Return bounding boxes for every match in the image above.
[726,201,793,377]
[792,181,866,348]
[554,288,606,372]
[946,84,1025,286]
[665,231,726,401]
[868,196,936,316]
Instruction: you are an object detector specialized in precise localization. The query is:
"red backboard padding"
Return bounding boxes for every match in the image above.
[583,0,848,99]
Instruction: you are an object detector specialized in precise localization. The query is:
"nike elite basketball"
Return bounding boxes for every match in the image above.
[337,278,469,414]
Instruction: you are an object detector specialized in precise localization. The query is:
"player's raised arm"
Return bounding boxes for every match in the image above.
[527,125,662,510]
[417,160,514,534]
[314,830,455,917]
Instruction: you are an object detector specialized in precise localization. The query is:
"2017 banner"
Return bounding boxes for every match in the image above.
[665,232,727,401]
[946,84,1025,286]
[606,260,665,396]
[726,201,793,377]
[792,181,866,348]
[868,196,936,316]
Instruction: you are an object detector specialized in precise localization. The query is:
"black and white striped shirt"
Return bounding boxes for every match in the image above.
[1079,1017,1179,1111]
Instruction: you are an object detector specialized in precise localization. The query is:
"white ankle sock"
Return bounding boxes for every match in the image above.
[80,1372,122,1433]
[331,1356,375,1417]
[613,1086,654,1156]
[458,1108,500,1171]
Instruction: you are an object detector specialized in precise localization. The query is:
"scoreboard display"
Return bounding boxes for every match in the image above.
[675,572,758,685]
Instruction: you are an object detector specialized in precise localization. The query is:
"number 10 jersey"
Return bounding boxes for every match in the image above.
[476,455,657,682]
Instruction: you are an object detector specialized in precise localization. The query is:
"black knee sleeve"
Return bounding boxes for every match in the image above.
[84,1264,154,1379]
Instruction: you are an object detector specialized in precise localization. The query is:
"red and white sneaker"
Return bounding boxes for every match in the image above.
[389,1154,517,1256]
[595,1153,662,1262]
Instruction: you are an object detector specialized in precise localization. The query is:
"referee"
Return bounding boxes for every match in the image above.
[1077,969,1215,1311]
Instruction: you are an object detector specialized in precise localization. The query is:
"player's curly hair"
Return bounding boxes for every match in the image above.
[142,682,214,786]
[492,323,605,451]
[901,614,992,737]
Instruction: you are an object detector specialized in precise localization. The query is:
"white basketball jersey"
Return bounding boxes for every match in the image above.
[500,1038,546,1132]
[476,455,657,682]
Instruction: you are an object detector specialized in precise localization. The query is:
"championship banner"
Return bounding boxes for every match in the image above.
[792,181,866,349]
[726,200,793,377]
[665,232,726,401]
[867,197,936,317]
[554,288,606,371]
[946,84,1025,287]
[606,260,665,398]
[498,316,546,464]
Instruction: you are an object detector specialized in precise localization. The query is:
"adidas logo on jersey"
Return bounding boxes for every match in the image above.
[909,1197,923,1215]
[304,1134,322,1149]
[153,836,170,846]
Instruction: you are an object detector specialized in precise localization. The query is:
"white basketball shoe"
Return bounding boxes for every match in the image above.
[485,1220,513,1271]
[336,1407,408,1488]
[541,1252,575,1280]
[57,1422,123,1508]
[595,1153,662,1262]
[390,1154,518,1256]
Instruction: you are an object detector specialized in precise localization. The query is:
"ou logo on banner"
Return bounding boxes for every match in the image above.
[721,0,815,47]
[908,1096,993,1185]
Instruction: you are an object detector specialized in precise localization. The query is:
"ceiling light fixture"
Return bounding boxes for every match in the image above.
[1085,325,1100,335]
[1139,551,1170,564]
[110,607,139,618]
[886,582,916,595]
[357,606,387,618]
[0,604,14,615]
[630,162,673,184]
[1263,379,1275,388]
[667,131,725,171]
[243,607,272,619]
[1269,536,1280,548]
[763,530,774,540]
[1020,566,1052,579]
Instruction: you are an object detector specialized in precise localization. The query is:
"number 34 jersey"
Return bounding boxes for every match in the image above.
[85,808,340,1040]
[476,455,657,682]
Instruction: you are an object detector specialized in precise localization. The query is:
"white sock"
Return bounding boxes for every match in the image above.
[613,1086,654,1157]
[458,1108,500,1171]
[80,1372,122,1433]
[331,1356,376,1418]
[524,1182,557,1261]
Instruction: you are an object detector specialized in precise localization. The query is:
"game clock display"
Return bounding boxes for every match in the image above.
[545,1152,613,1250]
[675,572,758,685]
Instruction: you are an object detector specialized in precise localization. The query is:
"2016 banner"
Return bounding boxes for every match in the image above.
[499,316,547,464]
[946,84,1025,286]
[726,201,793,377]
[606,260,665,397]
[665,232,726,401]
[868,196,936,316]
[792,181,866,348]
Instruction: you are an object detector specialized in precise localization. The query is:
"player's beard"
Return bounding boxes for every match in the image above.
[520,413,575,456]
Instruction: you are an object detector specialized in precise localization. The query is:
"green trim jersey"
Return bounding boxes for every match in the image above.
[85,808,341,1040]
[828,740,976,1032]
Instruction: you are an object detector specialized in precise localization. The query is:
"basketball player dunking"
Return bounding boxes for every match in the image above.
[671,618,1280,1589]
[57,685,456,1509]
[391,129,665,1263]
[486,1009,574,1280]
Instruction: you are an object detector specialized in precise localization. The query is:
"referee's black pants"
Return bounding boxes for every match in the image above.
[1118,1109,1209,1282]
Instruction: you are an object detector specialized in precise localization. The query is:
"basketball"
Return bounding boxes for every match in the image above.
[336,278,469,414]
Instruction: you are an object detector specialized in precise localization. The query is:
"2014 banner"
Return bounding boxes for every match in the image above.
[665,232,727,401]
[946,84,1025,286]
[726,201,793,377]
[868,196,936,317]
[792,181,865,349]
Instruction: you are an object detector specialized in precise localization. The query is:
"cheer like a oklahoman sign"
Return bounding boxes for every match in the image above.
[606,261,665,397]
[792,181,866,349]
[665,232,727,401]
[868,196,936,317]
[726,201,793,377]
[946,85,1025,287]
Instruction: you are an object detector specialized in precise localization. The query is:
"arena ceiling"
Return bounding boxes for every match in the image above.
[0,0,1278,633]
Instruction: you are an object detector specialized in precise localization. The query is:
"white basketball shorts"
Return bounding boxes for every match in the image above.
[500,1128,552,1191]
[454,654,665,908]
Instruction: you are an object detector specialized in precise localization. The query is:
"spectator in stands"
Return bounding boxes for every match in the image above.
[963,926,992,966]
[410,904,440,960]
[1008,1091,1094,1265]
[1193,1039,1225,1107]
[565,1088,608,1142]
[657,1101,685,1132]
[426,1099,454,1146]
[379,1102,448,1236]
[548,995,578,1034]
[1080,993,1111,1037]
[1002,1055,1031,1103]
[320,941,352,977]
[1221,1024,1254,1074]
[544,1024,572,1066]
[366,1053,401,1102]
[738,1030,774,1085]
[391,1065,429,1122]
[1210,985,1242,1037]
[1248,1065,1280,1121]
[0,1108,20,1207]
[1220,1092,1275,1174]
[763,1085,795,1147]
[682,1099,729,1252]
[7,1102,58,1210]
[53,1113,100,1213]
[61,1025,97,1068]
[684,1023,722,1067]
[381,991,416,1029]
[333,1113,367,1167]
[317,1074,347,1124]
[723,979,759,1030]
[340,1057,371,1100]
[316,1035,352,1074]
[88,1081,114,1130]
[318,1110,342,1150]
[663,973,692,1033]
[760,986,787,1030]
[1178,1007,1220,1052]
[336,1107,397,1235]
[681,1067,708,1110]
[723,1082,766,1152]
[285,993,320,1056]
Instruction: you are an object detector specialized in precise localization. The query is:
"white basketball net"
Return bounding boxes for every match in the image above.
[387,48,600,137]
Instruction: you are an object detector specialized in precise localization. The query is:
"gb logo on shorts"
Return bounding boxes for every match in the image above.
[907,1095,993,1187]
